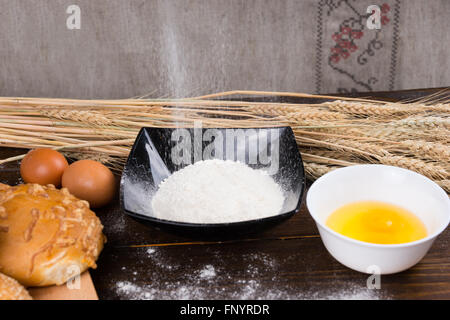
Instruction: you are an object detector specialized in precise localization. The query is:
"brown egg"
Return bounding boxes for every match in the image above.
[62,160,116,208]
[20,148,68,187]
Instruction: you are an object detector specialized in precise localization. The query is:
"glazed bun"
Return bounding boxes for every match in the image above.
[0,183,105,287]
[0,272,32,300]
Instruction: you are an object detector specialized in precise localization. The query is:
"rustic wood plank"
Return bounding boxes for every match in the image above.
[90,227,450,300]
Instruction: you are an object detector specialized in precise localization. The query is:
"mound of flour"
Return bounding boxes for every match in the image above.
[151,159,284,223]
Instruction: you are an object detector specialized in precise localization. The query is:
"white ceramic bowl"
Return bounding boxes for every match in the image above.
[306,164,450,275]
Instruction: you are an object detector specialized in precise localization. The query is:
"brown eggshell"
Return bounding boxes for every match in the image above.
[20,148,68,187]
[62,160,116,208]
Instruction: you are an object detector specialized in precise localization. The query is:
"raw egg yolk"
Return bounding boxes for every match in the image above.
[326,201,427,244]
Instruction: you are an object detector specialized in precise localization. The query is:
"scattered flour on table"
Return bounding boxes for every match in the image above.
[114,248,389,300]
[151,159,285,223]
[198,265,216,280]
[115,279,386,300]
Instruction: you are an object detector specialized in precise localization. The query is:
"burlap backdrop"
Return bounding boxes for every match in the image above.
[0,0,448,98]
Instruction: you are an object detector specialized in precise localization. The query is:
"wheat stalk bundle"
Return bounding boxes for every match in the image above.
[0,89,448,192]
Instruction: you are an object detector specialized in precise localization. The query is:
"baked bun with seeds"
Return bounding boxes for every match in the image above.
[0,272,32,300]
[0,183,105,287]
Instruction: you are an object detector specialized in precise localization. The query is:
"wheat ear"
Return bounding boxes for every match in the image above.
[401,140,450,161]
[436,180,450,193]
[378,155,448,180]
[39,108,113,126]
[326,139,390,157]
[390,116,450,130]
[304,162,337,180]
[281,111,345,122]
[323,100,412,116]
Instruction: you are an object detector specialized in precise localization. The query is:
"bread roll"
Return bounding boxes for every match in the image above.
[0,183,105,287]
[0,272,32,300]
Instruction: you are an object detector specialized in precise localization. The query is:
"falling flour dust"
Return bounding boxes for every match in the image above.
[151,159,285,223]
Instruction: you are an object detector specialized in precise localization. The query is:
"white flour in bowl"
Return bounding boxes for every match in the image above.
[151,159,285,223]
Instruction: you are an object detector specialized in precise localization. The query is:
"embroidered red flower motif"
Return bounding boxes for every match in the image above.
[349,43,358,52]
[341,26,352,35]
[331,46,342,54]
[330,12,372,64]
[332,33,342,42]
[340,50,350,59]
[339,40,349,49]
[381,15,390,25]
[381,3,390,14]
[330,54,340,64]
[351,31,363,39]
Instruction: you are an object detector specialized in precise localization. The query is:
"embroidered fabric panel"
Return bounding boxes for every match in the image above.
[315,0,401,93]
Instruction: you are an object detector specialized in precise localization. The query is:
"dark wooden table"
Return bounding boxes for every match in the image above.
[0,88,448,300]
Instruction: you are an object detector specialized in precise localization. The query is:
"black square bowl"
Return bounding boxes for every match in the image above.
[120,126,305,237]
